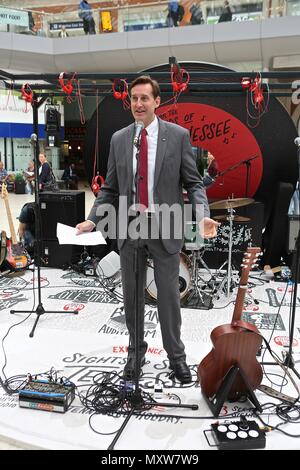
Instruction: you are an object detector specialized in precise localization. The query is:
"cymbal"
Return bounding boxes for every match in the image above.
[209,197,254,210]
[214,214,251,223]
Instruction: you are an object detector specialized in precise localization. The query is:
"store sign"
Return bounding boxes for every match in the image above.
[207,11,262,24]
[49,21,83,31]
[0,8,29,27]
[124,22,165,31]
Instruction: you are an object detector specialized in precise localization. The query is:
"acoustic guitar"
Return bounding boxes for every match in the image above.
[0,183,31,271]
[198,246,262,401]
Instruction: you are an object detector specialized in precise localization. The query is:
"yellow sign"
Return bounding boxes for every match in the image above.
[101,11,112,31]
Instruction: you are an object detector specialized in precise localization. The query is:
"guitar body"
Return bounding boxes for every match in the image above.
[5,239,31,271]
[198,322,263,399]
[1,183,31,271]
[197,246,263,402]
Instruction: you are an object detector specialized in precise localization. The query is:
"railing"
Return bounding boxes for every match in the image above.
[0,0,295,38]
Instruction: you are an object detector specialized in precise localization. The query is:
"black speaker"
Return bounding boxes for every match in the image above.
[41,240,83,269]
[45,107,61,147]
[261,182,294,267]
[39,191,85,241]
[45,107,60,130]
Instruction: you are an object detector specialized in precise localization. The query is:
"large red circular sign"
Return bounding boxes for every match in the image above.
[157,103,263,199]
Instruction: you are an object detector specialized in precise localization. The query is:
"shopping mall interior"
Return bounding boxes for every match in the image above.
[0,0,300,452]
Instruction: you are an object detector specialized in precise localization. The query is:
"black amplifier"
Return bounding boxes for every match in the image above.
[19,379,75,413]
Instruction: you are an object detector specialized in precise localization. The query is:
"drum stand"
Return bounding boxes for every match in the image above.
[214,207,239,298]
[185,248,214,309]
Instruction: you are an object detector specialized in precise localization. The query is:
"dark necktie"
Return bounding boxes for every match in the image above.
[138,128,148,209]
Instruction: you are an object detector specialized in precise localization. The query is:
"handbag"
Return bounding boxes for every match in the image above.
[42,168,59,191]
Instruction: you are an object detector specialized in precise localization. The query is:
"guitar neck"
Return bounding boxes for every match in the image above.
[232,283,248,323]
[4,198,18,245]
[231,247,260,324]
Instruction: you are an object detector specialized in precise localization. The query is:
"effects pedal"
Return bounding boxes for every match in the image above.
[211,416,266,450]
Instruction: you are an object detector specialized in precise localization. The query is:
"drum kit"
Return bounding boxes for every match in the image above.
[96,197,255,306]
[146,197,255,305]
[209,197,254,298]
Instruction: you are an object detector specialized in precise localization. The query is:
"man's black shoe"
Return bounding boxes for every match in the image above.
[123,354,146,381]
[169,361,192,384]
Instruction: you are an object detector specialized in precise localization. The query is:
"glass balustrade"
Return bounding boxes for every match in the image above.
[0,0,296,38]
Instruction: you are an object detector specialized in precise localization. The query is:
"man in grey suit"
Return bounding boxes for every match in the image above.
[76,76,219,383]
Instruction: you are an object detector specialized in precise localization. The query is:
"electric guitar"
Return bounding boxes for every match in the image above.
[0,183,31,271]
[197,246,262,400]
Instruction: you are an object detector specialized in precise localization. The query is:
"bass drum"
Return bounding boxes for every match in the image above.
[146,252,191,300]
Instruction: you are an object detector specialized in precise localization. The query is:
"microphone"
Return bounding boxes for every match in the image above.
[294,137,300,147]
[133,121,144,148]
[30,133,37,143]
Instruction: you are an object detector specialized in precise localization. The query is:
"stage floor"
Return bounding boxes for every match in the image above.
[0,265,299,451]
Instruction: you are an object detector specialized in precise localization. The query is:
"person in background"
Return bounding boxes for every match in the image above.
[166,1,179,27]
[203,153,219,188]
[62,163,79,189]
[189,3,203,25]
[218,0,232,22]
[38,153,52,189]
[59,26,69,38]
[23,160,35,194]
[18,202,36,256]
[79,0,96,34]
[76,75,219,384]
[0,161,8,185]
[28,11,36,34]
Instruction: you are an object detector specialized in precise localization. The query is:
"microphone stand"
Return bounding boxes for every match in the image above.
[282,140,300,379]
[260,142,300,381]
[218,155,258,186]
[108,125,197,450]
[218,155,258,265]
[10,94,78,337]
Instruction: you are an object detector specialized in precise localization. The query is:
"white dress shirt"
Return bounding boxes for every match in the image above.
[132,116,158,212]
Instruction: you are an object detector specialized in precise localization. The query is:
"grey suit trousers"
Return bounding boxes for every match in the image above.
[120,221,186,364]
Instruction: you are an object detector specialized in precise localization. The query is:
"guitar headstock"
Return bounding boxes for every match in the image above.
[240,246,261,284]
[1,182,8,200]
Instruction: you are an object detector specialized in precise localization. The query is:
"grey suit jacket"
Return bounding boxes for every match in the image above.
[88,118,210,254]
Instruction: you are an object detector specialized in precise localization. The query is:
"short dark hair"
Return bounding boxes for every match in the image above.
[130,75,160,99]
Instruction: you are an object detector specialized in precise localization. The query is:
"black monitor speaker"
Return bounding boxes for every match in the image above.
[39,190,85,241]
[45,107,61,147]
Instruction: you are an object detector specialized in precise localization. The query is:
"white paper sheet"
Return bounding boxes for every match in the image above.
[56,223,106,246]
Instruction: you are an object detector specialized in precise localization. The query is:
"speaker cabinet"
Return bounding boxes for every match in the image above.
[39,191,85,241]
[41,240,83,269]
[38,191,85,268]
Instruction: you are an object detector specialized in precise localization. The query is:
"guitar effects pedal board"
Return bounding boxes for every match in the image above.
[19,379,75,413]
[211,417,266,450]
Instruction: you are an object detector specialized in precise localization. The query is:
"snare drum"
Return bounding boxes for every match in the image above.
[146,252,191,300]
